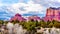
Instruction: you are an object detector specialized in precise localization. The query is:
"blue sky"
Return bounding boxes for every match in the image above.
[0,0,60,20]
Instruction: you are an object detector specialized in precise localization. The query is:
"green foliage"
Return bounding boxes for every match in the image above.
[0,20,4,24]
[48,22,53,28]
[25,21,36,31]
[21,20,38,31]
[54,22,60,28]
[39,20,46,28]
[47,20,51,25]
[0,19,60,32]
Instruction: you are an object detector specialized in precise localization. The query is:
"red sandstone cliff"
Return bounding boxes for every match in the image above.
[44,7,60,21]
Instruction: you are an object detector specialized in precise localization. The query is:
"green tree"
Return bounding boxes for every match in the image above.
[54,22,60,28]
[48,22,53,28]
[39,20,46,28]
[0,20,4,25]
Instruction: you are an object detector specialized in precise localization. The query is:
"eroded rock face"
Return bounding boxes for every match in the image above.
[10,13,26,22]
[15,13,21,17]
[28,15,41,21]
[43,7,60,21]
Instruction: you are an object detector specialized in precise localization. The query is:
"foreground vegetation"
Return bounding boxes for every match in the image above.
[0,20,60,34]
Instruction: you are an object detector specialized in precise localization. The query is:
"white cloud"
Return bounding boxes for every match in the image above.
[51,0,60,2]
[6,0,44,15]
[0,0,47,20]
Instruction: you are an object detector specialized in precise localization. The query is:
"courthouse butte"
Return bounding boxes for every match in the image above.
[44,7,60,21]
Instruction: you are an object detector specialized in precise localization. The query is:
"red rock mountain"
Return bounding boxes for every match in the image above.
[10,13,26,22]
[28,15,41,21]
